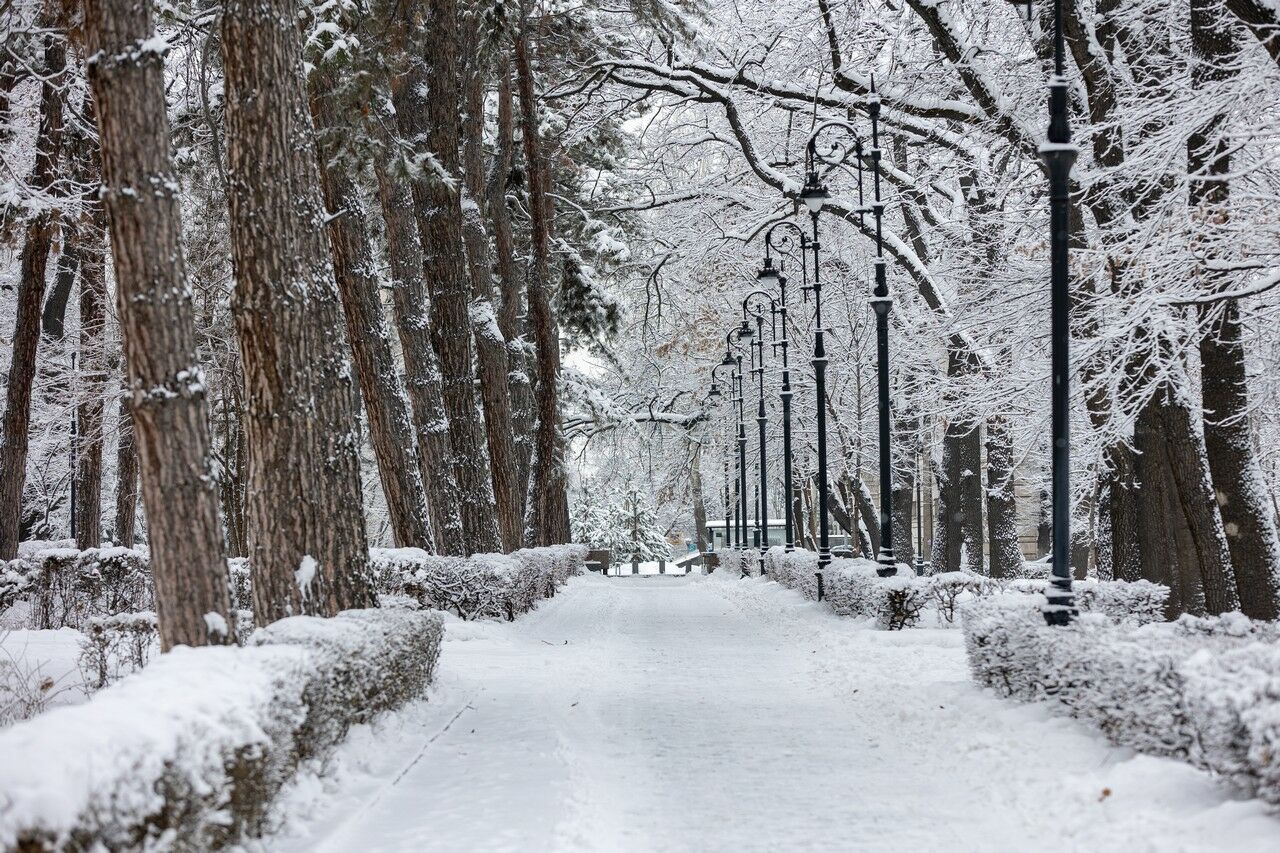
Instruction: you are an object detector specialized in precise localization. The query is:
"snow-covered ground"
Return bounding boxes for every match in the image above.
[269,573,1279,852]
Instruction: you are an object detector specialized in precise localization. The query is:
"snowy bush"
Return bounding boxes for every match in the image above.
[717,548,760,578]
[1004,578,1168,626]
[78,611,158,691]
[763,547,821,599]
[962,595,1280,805]
[929,573,1000,625]
[0,607,444,850]
[370,544,585,621]
[825,559,929,630]
[2,547,153,630]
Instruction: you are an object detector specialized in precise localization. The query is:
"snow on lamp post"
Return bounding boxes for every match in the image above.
[1006,0,1077,625]
[804,81,897,577]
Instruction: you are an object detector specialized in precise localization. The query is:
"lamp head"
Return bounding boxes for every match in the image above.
[737,318,754,339]
[757,258,781,289]
[709,381,721,399]
[721,352,736,367]
[800,173,830,215]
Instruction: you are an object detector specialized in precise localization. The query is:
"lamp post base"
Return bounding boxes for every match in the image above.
[875,547,896,577]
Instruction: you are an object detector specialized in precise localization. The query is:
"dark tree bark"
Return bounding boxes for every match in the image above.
[1225,0,1280,68]
[40,247,79,339]
[491,58,535,511]
[1134,380,1240,617]
[372,154,466,555]
[74,183,108,550]
[81,0,234,647]
[220,0,374,619]
[0,37,64,560]
[690,439,709,553]
[214,380,247,558]
[459,23,522,552]
[389,0,501,555]
[1191,0,1280,619]
[933,415,984,573]
[890,412,917,566]
[985,413,1023,578]
[309,74,433,550]
[114,388,137,547]
[515,20,570,545]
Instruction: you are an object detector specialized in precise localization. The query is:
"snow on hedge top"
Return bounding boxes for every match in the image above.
[0,643,308,847]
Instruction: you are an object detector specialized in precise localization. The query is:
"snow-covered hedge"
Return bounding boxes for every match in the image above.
[717,548,760,578]
[763,547,821,599]
[963,595,1280,805]
[1,548,153,630]
[1004,578,1168,626]
[758,547,1168,630]
[370,544,586,621]
[0,607,444,850]
[825,559,930,630]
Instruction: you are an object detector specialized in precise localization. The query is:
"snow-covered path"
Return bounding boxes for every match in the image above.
[275,574,1278,853]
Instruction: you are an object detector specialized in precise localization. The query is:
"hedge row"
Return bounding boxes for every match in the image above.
[756,547,1168,630]
[0,607,445,851]
[963,595,1280,805]
[371,544,587,620]
[3,545,587,629]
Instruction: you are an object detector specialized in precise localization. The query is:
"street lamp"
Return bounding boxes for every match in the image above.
[1006,0,1076,625]
[804,79,897,576]
[760,219,808,554]
[712,349,747,550]
[742,291,779,569]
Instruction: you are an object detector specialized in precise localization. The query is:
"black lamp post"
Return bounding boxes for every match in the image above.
[803,83,896,576]
[759,221,807,553]
[741,291,783,567]
[1008,0,1076,624]
[712,347,748,550]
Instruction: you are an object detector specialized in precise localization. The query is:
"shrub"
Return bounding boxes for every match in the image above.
[825,559,929,630]
[78,612,158,691]
[962,595,1280,805]
[716,548,759,578]
[763,547,821,599]
[0,608,444,851]
[3,548,153,630]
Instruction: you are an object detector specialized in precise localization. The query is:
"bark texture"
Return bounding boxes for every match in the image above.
[515,22,570,545]
[1191,0,1280,619]
[114,389,137,547]
[74,187,108,550]
[82,0,234,647]
[394,0,501,555]
[310,75,433,550]
[220,0,374,620]
[984,414,1023,578]
[372,153,466,555]
[459,25,522,551]
[0,38,64,560]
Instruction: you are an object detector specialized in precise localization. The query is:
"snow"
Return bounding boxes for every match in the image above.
[296,555,319,598]
[269,574,1279,852]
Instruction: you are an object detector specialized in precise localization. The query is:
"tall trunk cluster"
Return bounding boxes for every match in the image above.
[81,0,234,647]
[0,37,64,560]
[310,72,434,550]
[1190,0,1280,619]
[459,19,523,552]
[515,21,570,546]
[220,0,374,620]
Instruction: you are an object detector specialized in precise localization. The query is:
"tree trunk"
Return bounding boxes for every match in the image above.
[890,412,916,566]
[41,247,79,340]
[459,28,522,552]
[515,21,570,545]
[113,389,137,547]
[1134,379,1239,616]
[491,60,535,506]
[309,74,433,550]
[74,184,108,550]
[985,414,1023,578]
[0,37,64,560]
[82,0,234,647]
[934,414,983,573]
[390,0,500,555]
[220,0,374,620]
[372,154,466,555]
[1191,0,1280,619]
[690,439,709,553]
